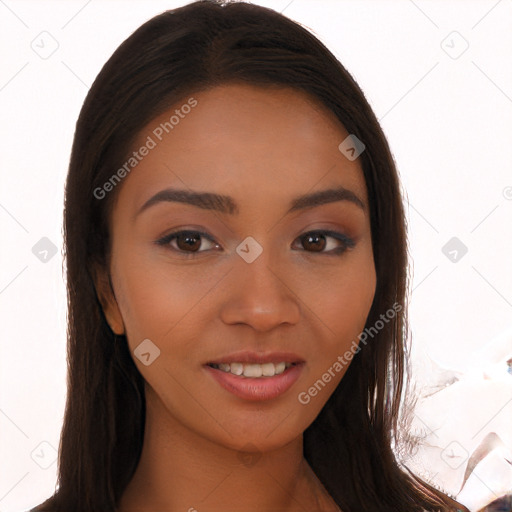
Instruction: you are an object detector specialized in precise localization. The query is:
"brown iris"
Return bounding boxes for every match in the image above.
[176,232,202,251]
[302,233,326,252]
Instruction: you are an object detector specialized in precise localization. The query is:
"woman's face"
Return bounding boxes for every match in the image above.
[97,83,376,453]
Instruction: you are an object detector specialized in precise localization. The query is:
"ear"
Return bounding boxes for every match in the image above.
[91,262,126,336]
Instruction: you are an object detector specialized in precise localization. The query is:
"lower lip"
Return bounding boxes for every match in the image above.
[204,363,304,401]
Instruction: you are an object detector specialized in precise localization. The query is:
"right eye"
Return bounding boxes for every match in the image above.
[155,230,221,256]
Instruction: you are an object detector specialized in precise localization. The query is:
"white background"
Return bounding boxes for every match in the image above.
[1,1,511,510]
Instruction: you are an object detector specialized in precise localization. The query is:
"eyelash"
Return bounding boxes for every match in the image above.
[155,229,356,257]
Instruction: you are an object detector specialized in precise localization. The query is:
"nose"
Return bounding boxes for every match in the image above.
[219,249,301,332]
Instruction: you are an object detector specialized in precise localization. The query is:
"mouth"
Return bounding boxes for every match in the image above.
[206,361,298,378]
[204,354,305,401]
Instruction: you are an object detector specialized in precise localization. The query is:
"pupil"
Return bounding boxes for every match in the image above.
[305,234,325,251]
[178,233,200,251]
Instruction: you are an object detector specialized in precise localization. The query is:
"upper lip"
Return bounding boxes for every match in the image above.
[206,350,305,365]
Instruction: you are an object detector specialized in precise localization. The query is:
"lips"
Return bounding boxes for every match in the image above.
[203,351,305,401]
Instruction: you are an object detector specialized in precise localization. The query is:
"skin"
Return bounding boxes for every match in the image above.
[94,83,376,512]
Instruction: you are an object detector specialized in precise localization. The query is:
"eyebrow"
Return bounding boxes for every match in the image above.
[136,185,365,219]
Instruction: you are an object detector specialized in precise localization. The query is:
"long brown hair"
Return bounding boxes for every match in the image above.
[33,1,468,510]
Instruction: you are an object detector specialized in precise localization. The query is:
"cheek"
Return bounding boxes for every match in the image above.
[297,256,375,408]
[316,244,376,320]
[326,268,375,338]
[308,250,376,360]
[112,254,222,345]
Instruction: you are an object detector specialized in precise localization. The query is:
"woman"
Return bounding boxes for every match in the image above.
[31,1,469,510]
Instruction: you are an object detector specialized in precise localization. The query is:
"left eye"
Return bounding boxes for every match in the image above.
[292,230,355,255]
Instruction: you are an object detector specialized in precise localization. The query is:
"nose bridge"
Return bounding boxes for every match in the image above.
[240,250,280,294]
[235,236,286,301]
[219,235,301,330]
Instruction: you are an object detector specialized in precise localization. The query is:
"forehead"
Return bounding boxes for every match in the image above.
[116,83,368,214]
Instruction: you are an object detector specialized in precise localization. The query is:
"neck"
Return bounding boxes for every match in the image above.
[118,386,337,512]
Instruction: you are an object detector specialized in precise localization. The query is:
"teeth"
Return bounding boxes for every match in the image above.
[211,361,293,378]
[243,364,262,378]
[230,362,243,376]
[261,363,275,377]
[275,362,286,374]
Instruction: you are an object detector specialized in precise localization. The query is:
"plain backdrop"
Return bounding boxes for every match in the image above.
[1,1,511,510]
